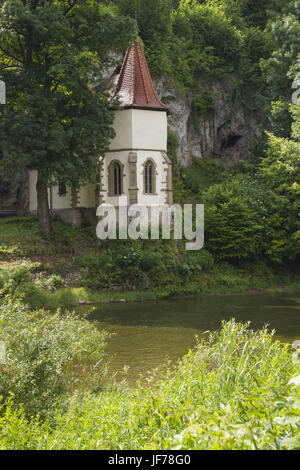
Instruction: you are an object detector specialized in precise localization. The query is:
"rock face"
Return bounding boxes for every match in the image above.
[0,169,28,214]
[1,73,261,212]
[154,74,260,166]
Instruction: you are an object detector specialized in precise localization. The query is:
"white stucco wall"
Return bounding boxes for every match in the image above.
[78,184,96,208]
[132,110,167,151]
[101,151,129,206]
[109,109,167,151]
[102,150,168,207]
[28,170,38,212]
[28,106,170,216]
[109,110,133,150]
[137,151,168,206]
[28,170,95,211]
[51,186,73,210]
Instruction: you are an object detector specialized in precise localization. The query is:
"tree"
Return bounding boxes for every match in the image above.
[261,0,300,138]
[115,0,172,76]
[260,133,300,262]
[0,0,136,232]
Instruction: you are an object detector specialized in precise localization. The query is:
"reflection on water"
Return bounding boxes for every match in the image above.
[86,290,300,385]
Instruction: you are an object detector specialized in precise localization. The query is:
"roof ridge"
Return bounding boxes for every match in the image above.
[136,43,167,109]
[136,44,150,103]
[131,45,135,106]
[117,46,130,95]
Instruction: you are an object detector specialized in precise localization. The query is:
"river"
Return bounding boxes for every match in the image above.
[86,290,300,385]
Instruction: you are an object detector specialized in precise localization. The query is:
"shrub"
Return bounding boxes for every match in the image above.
[0,321,298,450]
[202,171,299,263]
[0,297,109,418]
[167,127,179,165]
[204,196,262,261]
[0,264,33,301]
[47,274,64,289]
[191,91,215,116]
[185,249,214,272]
[181,158,230,195]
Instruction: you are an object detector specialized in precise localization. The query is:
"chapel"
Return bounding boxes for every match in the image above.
[27,42,173,226]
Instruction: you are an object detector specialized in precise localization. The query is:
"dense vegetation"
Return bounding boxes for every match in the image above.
[0,0,136,232]
[0,298,109,418]
[0,318,299,450]
[1,0,299,265]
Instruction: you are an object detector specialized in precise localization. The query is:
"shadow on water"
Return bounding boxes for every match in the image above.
[84,290,300,385]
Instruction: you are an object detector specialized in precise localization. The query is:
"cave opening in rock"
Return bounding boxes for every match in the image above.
[221,134,243,149]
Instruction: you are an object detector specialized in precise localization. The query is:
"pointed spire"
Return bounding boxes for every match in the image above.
[113,42,169,112]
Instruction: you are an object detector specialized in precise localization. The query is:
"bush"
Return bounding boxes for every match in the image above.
[0,297,109,418]
[202,170,299,263]
[191,91,215,116]
[186,249,214,272]
[79,243,145,289]
[181,158,230,195]
[0,264,34,301]
[47,274,64,289]
[204,193,262,261]
[167,127,179,165]
[170,2,243,86]
[0,321,298,450]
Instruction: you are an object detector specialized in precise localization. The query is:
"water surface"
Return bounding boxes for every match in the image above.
[88,290,300,384]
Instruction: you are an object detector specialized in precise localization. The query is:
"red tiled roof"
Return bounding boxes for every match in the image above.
[112,43,169,112]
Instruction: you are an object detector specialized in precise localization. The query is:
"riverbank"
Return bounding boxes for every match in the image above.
[0,216,299,310]
[1,316,299,450]
[20,279,300,310]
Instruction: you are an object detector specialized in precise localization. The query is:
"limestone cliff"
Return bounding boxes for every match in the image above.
[154,74,261,166]
[0,169,28,214]
[0,74,261,212]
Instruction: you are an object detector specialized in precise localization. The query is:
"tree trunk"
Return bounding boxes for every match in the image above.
[36,172,51,233]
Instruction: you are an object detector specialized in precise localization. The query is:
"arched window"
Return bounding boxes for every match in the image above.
[114,162,122,195]
[144,160,155,194]
[108,160,123,196]
[58,183,67,197]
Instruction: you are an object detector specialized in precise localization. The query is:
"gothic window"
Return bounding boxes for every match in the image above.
[58,183,67,197]
[114,162,122,195]
[108,160,123,196]
[144,160,156,194]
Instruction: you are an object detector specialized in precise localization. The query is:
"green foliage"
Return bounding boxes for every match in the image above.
[261,133,300,198]
[191,91,215,116]
[185,249,214,272]
[270,99,293,138]
[0,0,136,230]
[181,157,230,195]
[78,240,214,291]
[259,133,300,262]
[204,189,262,261]
[0,0,136,183]
[261,1,300,138]
[0,320,299,450]
[167,127,179,164]
[202,168,299,264]
[0,263,37,302]
[171,143,298,264]
[0,297,109,418]
[169,2,243,86]
[115,0,172,76]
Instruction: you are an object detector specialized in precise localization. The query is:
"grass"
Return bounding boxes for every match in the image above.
[29,287,158,310]
[0,215,96,265]
[0,320,299,450]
